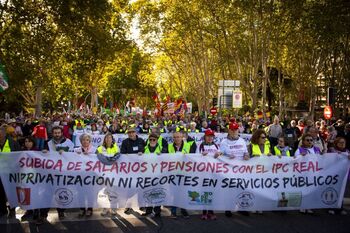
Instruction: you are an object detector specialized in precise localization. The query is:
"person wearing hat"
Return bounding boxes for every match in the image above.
[120,125,145,214]
[147,127,168,150]
[197,129,220,220]
[140,133,167,217]
[219,122,250,217]
[220,122,249,160]
[143,133,167,155]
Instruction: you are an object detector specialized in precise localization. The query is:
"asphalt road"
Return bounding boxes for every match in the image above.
[1,207,350,233]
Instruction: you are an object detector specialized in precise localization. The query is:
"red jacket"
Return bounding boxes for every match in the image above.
[32,125,48,140]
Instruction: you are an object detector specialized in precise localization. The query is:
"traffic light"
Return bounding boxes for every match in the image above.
[212,97,218,107]
[327,87,336,105]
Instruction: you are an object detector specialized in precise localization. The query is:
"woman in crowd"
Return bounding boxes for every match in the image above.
[91,123,100,135]
[327,136,350,215]
[101,125,109,135]
[96,133,120,217]
[109,119,119,134]
[74,134,97,217]
[295,133,322,157]
[248,129,271,157]
[295,133,322,214]
[198,129,220,220]
[272,136,293,157]
[20,136,39,222]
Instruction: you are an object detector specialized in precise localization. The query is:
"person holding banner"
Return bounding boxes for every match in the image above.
[272,137,293,157]
[74,133,97,218]
[248,129,272,157]
[0,126,20,218]
[220,122,250,160]
[121,125,145,214]
[294,133,322,157]
[149,127,168,150]
[219,122,250,217]
[41,126,75,221]
[198,129,220,220]
[295,133,322,214]
[327,136,350,215]
[97,133,121,217]
[168,131,191,219]
[20,136,40,222]
[141,133,167,217]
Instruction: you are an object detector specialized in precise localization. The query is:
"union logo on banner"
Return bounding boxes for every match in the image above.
[16,187,31,205]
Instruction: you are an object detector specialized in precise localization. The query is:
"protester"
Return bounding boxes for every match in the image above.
[248,129,271,157]
[141,133,166,217]
[20,136,40,222]
[197,129,220,220]
[266,116,283,148]
[327,136,350,215]
[0,126,20,218]
[40,126,75,221]
[220,122,250,160]
[283,122,298,150]
[31,119,48,150]
[294,133,322,215]
[302,126,327,153]
[168,131,190,219]
[96,133,120,217]
[120,125,145,214]
[272,136,293,157]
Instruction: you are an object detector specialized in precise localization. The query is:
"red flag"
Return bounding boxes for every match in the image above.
[152,93,159,101]
[103,98,107,108]
[183,100,187,111]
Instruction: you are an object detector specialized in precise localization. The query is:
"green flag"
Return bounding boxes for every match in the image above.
[0,63,9,92]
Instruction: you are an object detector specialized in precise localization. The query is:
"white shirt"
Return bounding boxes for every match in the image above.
[48,138,74,152]
[197,143,220,156]
[74,145,97,154]
[220,137,248,160]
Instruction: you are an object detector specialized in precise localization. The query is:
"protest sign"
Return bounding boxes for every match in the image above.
[0,152,348,211]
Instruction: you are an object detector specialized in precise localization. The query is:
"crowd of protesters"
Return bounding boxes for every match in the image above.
[0,111,350,224]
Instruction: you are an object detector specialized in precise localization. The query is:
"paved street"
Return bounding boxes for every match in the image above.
[1,207,350,233]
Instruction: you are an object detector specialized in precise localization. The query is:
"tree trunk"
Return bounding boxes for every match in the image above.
[309,85,315,120]
[278,68,284,120]
[91,87,98,110]
[35,86,42,117]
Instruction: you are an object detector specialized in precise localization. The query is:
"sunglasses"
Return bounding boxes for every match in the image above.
[149,138,157,142]
[260,136,266,139]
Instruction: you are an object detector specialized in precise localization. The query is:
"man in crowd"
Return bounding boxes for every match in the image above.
[267,116,283,148]
[40,126,74,222]
[120,125,146,214]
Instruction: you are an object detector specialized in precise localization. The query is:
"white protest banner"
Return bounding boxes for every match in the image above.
[0,152,348,211]
[73,132,252,148]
